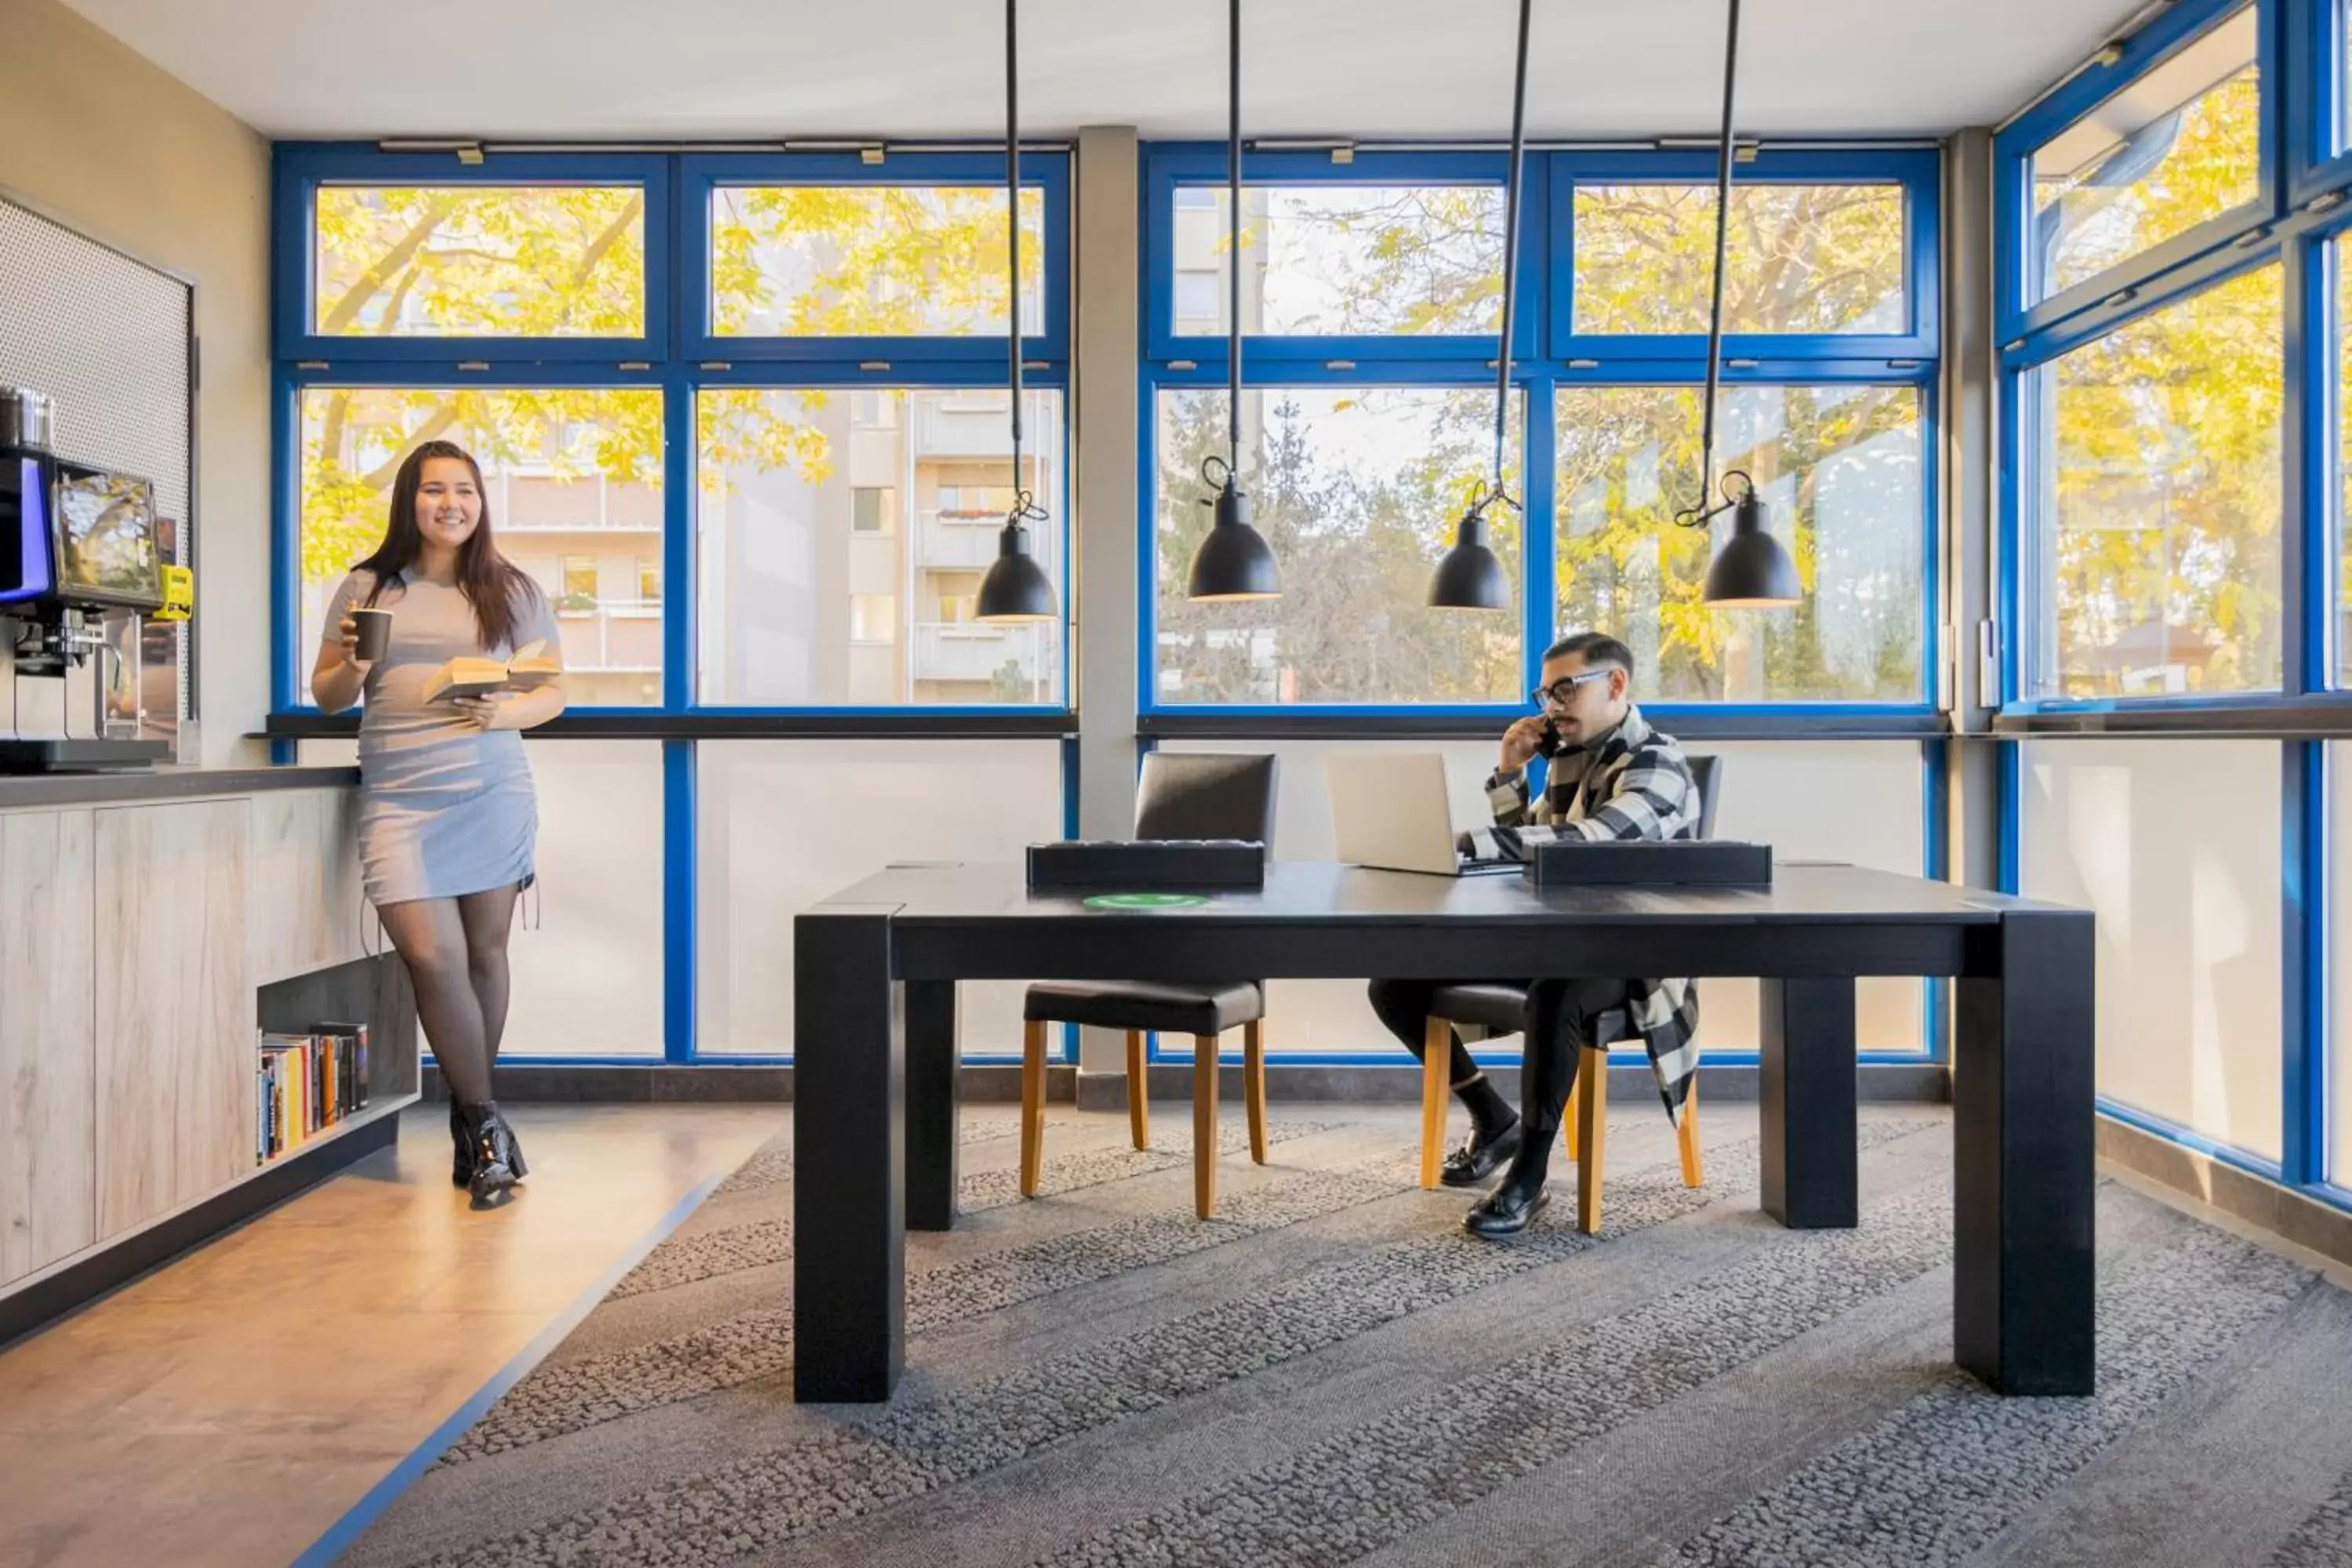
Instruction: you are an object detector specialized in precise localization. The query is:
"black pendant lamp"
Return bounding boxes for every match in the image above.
[975,0,1058,623]
[1674,0,1801,609]
[1428,0,1532,613]
[1186,0,1280,603]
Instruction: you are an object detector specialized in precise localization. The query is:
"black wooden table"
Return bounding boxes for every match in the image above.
[793,861,2094,1403]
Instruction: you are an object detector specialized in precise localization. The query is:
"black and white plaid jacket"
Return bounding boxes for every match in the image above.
[1464,704,1704,1127]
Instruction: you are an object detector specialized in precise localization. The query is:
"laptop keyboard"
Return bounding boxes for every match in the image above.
[1457,855,1523,877]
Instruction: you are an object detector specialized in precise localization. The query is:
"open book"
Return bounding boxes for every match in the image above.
[422,640,560,702]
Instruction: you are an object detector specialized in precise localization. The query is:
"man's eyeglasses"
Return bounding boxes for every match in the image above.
[1532,670,1612,709]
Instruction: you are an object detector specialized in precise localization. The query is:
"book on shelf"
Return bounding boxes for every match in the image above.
[255,1023,374,1165]
[422,639,558,702]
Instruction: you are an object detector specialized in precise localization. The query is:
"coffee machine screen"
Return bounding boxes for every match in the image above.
[53,469,162,611]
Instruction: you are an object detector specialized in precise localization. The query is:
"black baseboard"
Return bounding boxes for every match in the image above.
[1085,1061,1949,1110]
[0,1108,401,1348]
[423,1062,1072,1104]
[429,1060,1949,1108]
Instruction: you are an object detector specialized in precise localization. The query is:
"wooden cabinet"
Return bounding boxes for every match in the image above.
[0,810,95,1286]
[0,775,396,1338]
[246,789,362,989]
[95,799,251,1239]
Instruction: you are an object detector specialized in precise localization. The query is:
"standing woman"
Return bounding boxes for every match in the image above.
[310,439,565,1206]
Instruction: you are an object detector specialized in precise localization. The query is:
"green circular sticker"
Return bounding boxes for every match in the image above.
[1081,892,1211,909]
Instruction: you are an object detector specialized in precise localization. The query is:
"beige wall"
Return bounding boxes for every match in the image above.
[0,0,270,765]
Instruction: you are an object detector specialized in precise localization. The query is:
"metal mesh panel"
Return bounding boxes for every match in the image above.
[0,195,196,729]
[0,198,192,525]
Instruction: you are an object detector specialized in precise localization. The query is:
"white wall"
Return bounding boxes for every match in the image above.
[0,0,271,765]
[696,738,1063,1055]
[2022,738,2281,1163]
[1164,736,1929,1058]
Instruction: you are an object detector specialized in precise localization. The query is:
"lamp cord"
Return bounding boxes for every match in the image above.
[1225,0,1242,483]
[1677,0,1743,531]
[1005,0,1026,521]
[1486,0,1530,512]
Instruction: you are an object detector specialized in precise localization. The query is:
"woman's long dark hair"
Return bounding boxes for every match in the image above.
[354,440,543,652]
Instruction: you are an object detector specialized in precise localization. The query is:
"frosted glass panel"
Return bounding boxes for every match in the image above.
[1162,740,1503,1057]
[2332,744,2352,1183]
[697,739,1062,1056]
[1163,739,1927,1057]
[1693,741,1926,1052]
[506,741,665,1056]
[302,737,665,1058]
[2021,739,2281,1161]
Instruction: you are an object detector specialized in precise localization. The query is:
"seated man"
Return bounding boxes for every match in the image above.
[1366,631,1701,1236]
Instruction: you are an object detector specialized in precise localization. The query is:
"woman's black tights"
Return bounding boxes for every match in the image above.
[376,884,521,1105]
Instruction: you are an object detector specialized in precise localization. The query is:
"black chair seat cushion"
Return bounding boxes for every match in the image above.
[1024,978,1265,1036]
[1428,983,1632,1046]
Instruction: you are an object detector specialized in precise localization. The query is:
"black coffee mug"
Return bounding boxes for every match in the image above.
[350,608,392,662]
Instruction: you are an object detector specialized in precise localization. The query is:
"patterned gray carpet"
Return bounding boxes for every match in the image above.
[338,1103,2352,1568]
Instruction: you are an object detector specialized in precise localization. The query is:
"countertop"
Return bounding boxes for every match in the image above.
[0,764,358,809]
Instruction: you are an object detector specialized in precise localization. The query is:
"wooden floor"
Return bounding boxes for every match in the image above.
[0,1102,782,1568]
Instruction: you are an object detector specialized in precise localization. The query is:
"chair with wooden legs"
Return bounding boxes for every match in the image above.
[1017,752,1279,1220]
[1416,993,1700,1232]
[1412,753,1721,1232]
[1019,1000,1268,1219]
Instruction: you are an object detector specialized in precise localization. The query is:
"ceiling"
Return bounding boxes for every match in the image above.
[63,0,2152,142]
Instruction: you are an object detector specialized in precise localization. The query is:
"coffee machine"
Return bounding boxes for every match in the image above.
[0,385,179,771]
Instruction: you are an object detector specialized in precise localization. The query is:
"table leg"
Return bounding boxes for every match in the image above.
[906,980,959,1232]
[1955,908,2096,1396]
[1759,978,1858,1229]
[793,908,903,1403]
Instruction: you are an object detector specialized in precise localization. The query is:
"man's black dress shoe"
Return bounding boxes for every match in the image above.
[1464,1181,1549,1236]
[1441,1120,1522,1187]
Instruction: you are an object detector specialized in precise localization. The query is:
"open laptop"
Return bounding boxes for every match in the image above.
[1326,752,1523,877]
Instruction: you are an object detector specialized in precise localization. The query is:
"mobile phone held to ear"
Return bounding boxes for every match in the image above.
[1534,720,1566,759]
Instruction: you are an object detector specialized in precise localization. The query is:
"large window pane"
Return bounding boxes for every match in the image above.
[1153,387,1521,704]
[298,387,665,707]
[1572,185,1906,336]
[1173,186,1502,337]
[2029,5,2259,301]
[312,185,645,338]
[696,387,1065,706]
[2031,266,2281,697]
[1554,385,1924,702]
[710,186,1044,337]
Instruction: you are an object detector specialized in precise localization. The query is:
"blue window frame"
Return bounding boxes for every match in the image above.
[1994,0,2352,1220]
[1143,147,1534,368]
[271,143,1075,721]
[679,151,1070,368]
[1994,0,2279,348]
[1992,0,2347,719]
[1549,148,1941,366]
[1137,143,1944,727]
[270,143,1079,1067]
[274,147,677,364]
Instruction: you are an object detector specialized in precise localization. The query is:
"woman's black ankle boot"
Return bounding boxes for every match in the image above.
[448,1100,474,1188]
[462,1102,526,1204]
